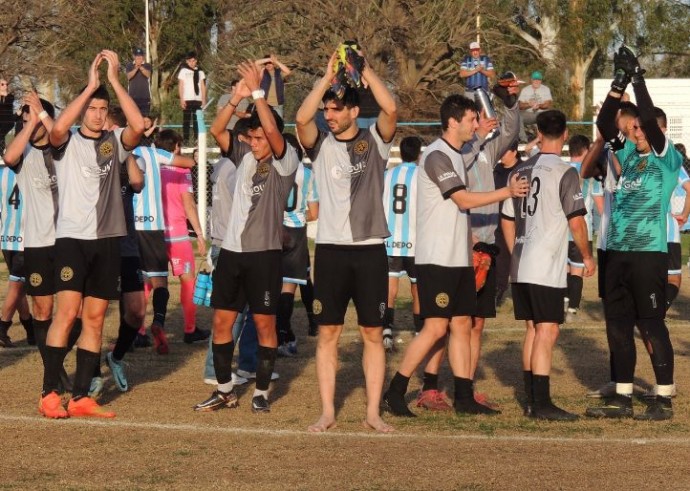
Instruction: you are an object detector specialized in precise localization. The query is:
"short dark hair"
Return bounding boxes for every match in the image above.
[233,118,250,137]
[107,106,126,128]
[440,94,477,131]
[568,134,590,158]
[536,110,567,139]
[155,129,182,152]
[81,84,110,105]
[400,136,423,162]
[618,101,638,119]
[247,107,284,133]
[283,132,303,161]
[22,98,55,119]
[322,87,360,109]
[654,106,667,129]
[185,50,197,60]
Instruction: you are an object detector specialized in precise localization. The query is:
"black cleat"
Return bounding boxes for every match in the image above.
[455,399,501,416]
[585,394,633,419]
[523,404,533,417]
[531,402,578,421]
[251,395,271,413]
[194,390,239,412]
[634,396,673,421]
[133,333,152,348]
[0,328,14,348]
[184,327,211,344]
[382,390,416,417]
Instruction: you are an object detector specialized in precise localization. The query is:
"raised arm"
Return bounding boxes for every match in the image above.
[210,80,250,154]
[362,61,397,143]
[581,134,605,179]
[102,50,145,149]
[238,61,284,158]
[271,55,292,78]
[295,52,337,149]
[4,93,52,166]
[50,53,103,147]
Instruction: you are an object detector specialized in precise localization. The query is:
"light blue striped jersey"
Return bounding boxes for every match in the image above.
[283,164,318,228]
[132,145,171,231]
[568,161,596,241]
[383,162,418,257]
[0,166,25,251]
[667,165,690,243]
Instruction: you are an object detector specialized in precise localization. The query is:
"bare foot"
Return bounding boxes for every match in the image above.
[363,416,394,433]
[307,415,337,433]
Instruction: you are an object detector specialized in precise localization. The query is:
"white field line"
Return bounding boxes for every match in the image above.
[1,413,690,446]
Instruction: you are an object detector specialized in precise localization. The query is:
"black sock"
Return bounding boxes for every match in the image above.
[20,315,33,331]
[453,376,474,403]
[389,372,410,396]
[606,318,636,384]
[384,307,395,328]
[72,348,101,399]
[666,283,679,311]
[567,275,583,309]
[637,318,675,386]
[0,319,11,335]
[256,346,277,391]
[33,319,51,360]
[422,372,438,392]
[93,361,102,378]
[609,351,617,383]
[532,375,551,408]
[300,279,315,314]
[113,318,139,360]
[212,341,235,385]
[276,292,295,345]
[413,314,423,333]
[152,287,170,326]
[42,345,70,395]
[523,370,534,405]
[68,318,82,350]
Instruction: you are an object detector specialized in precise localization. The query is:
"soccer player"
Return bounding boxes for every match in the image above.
[276,133,319,357]
[382,136,422,351]
[159,130,209,344]
[38,50,144,419]
[564,134,598,323]
[383,94,528,418]
[586,47,681,420]
[296,50,397,433]
[193,61,298,413]
[502,110,594,421]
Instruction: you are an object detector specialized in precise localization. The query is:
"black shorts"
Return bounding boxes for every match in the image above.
[475,258,497,319]
[604,250,666,320]
[211,249,282,315]
[137,230,169,278]
[281,225,309,285]
[667,242,681,275]
[2,249,25,281]
[388,256,417,283]
[121,256,145,293]
[597,249,606,299]
[512,283,566,324]
[313,244,388,327]
[567,240,592,268]
[54,237,121,300]
[24,246,56,296]
[417,264,476,319]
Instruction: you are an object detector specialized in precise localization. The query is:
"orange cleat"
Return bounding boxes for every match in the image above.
[39,392,69,419]
[67,397,116,418]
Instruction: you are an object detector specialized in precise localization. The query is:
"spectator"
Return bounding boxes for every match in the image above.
[125,47,152,116]
[257,54,291,117]
[0,78,18,155]
[216,80,251,130]
[178,51,207,145]
[518,71,552,142]
[459,41,495,93]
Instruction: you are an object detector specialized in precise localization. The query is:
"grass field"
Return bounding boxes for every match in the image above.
[1,255,690,490]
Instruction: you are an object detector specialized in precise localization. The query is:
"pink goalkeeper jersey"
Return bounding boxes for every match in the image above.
[160,165,193,243]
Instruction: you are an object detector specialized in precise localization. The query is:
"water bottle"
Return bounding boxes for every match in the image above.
[193,271,210,306]
[204,273,213,307]
[474,88,497,119]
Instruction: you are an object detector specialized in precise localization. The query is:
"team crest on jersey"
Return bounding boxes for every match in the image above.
[313,299,323,315]
[29,273,42,287]
[60,267,74,282]
[99,141,114,158]
[636,157,648,172]
[257,162,271,178]
[435,293,449,308]
[354,140,368,155]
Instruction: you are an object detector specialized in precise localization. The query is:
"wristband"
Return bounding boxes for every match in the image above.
[38,110,49,121]
[252,89,265,101]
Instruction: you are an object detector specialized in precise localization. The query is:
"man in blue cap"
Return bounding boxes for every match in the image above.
[126,47,152,116]
[518,70,552,142]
